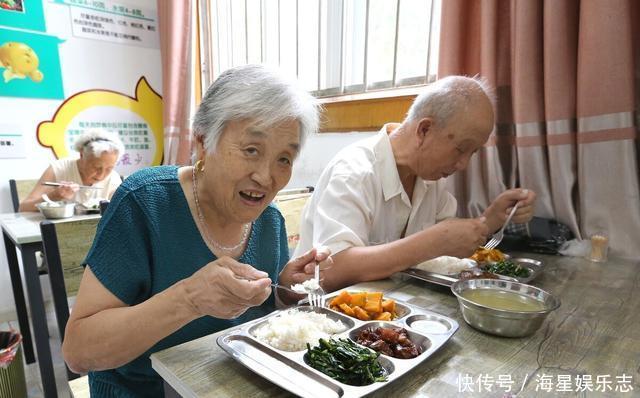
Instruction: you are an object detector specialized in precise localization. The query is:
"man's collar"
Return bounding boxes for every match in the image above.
[374,123,437,202]
[373,124,406,202]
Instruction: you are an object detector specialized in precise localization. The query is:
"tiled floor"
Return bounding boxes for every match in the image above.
[1,303,75,398]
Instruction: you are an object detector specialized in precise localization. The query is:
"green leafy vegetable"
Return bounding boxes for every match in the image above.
[485,260,531,278]
[305,338,388,386]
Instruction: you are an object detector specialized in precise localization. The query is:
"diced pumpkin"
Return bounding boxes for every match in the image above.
[366,292,383,301]
[352,306,370,321]
[330,291,352,307]
[349,292,367,307]
[382,299,396,314]
[338,303,356,317]
[374,312,392,321]
[364,292,383,313]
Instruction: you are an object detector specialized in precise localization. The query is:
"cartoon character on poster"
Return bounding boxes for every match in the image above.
[0,27,64,100]
[0,41,43,83]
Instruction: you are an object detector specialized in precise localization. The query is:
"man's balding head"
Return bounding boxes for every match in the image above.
[406,75,495,131]
[400,76,495,181]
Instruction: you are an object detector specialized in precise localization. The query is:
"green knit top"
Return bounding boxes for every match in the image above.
[83,166,289,397]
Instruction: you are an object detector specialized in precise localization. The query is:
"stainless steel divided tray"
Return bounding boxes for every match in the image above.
[217,292,459,398]
[401,257,544,287]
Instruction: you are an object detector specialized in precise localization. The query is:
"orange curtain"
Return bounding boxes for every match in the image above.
[158,0,194,165]
[439,0,640,258]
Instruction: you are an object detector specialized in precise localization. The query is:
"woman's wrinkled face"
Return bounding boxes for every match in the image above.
[79,151,118,185]
[201,118,300,223]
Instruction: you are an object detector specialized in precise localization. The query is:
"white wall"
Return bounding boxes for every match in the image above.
[287,131,375,188]
[0,102,60,320]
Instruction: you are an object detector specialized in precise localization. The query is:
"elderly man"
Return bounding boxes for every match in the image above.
[294,76,536,292]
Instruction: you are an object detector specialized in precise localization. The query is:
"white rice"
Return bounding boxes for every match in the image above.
[290,278,320,294]
[413,256,475,275]
[253,309,346,351]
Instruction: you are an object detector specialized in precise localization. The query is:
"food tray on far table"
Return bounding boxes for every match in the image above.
[217,290,459,398]
[74,204,101,215]
[401,256,544,287]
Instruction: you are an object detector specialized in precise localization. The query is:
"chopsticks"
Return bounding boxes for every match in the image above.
[42,182,100,190]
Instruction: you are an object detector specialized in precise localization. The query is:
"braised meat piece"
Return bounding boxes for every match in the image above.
[459,269,499,280]
[378,327,400,344]
[395,329,413,347]
[356,327,422,359]
[356,328,380,345]
[394,344,421,359]
[369,339,393,356]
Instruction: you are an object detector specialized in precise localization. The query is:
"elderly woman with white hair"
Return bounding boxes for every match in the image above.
[19,128,124,212]
[62,65,329,397]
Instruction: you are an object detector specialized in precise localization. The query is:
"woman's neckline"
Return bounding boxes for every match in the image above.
[176,166,254,260]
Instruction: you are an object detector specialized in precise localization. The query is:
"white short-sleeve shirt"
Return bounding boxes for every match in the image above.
[50,158,122,204]
[293,124,458,258]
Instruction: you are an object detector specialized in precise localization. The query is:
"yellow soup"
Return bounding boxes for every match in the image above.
[462,289,545,312]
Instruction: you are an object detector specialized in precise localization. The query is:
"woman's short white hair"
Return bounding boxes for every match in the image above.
[406,75,495,128]
[193,64,319,156]
[73,128,125,160]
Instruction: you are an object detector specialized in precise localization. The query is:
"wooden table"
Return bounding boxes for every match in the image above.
[0,211,100,398]
[151,254,640,397]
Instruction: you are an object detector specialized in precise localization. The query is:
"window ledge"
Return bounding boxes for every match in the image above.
[317,85,425,104]
[318,86,425,132]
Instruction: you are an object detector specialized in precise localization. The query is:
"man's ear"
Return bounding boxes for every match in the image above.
[416,118,432,145]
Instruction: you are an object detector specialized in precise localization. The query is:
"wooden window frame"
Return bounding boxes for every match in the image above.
[318,86,423,132]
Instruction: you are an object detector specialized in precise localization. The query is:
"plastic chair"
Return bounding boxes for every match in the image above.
[274,187,314,254]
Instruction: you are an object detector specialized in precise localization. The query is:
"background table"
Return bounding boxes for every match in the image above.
[151,253,640,397]
[1,212,100,398]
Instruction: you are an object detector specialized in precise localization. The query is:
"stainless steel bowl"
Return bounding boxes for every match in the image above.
[36,201,75,219]
[451,279,560,337]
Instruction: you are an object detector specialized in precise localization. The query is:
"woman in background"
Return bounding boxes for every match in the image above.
[19,128,124,211]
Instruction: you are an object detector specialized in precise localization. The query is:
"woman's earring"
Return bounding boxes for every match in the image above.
[194,159,205,172]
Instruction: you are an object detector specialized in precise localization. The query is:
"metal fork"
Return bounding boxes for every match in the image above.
[484,203,519,250]
[308,261,326,307]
